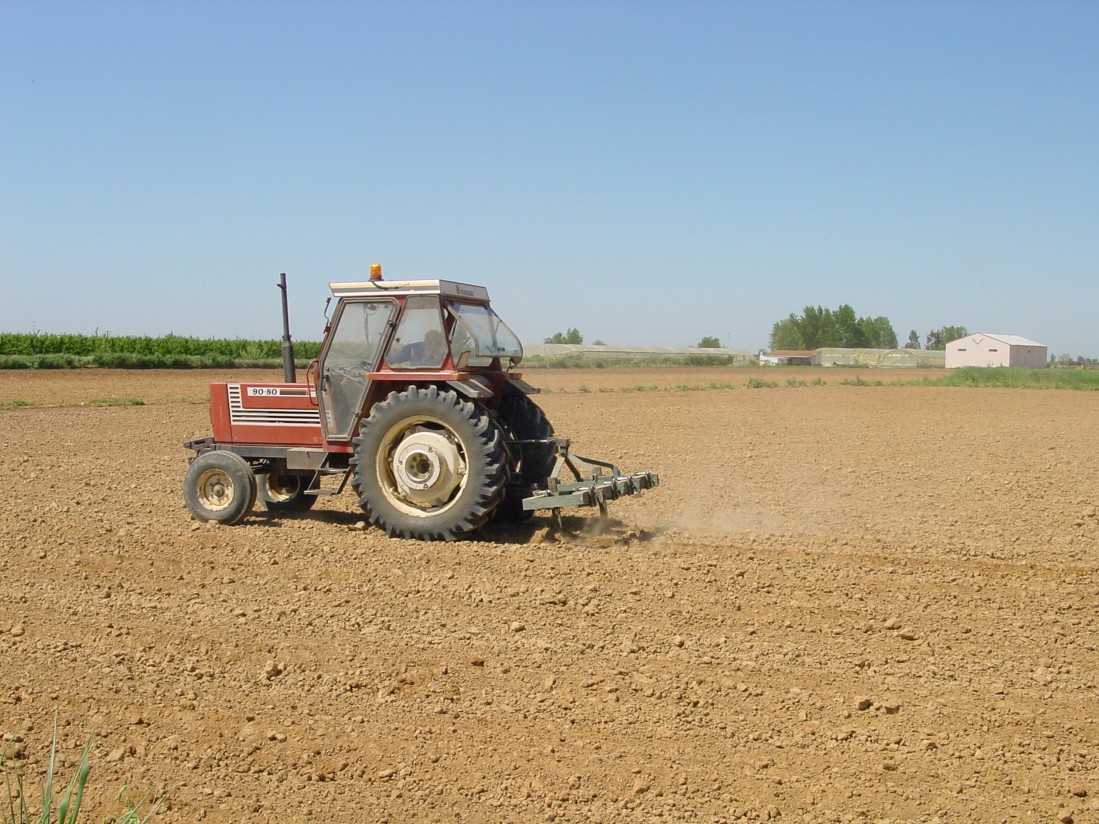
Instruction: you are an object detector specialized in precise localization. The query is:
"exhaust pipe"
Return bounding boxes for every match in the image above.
[278,272,296,383]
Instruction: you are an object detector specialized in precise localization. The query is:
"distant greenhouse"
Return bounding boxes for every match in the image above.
[523,343,753,364]
[817,348,947,368]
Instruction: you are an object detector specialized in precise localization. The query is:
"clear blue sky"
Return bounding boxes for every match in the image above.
[3,1,1097,356]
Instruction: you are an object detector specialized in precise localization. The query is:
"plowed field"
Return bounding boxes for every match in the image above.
[2,368,1098,823]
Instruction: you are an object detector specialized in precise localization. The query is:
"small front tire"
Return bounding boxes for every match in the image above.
[183,451,257,525]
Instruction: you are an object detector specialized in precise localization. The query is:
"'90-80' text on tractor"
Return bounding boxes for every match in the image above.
[183,265,658,541]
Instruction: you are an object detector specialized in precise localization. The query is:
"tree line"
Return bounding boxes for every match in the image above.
[770,305,897,350]
[769,307,968,352]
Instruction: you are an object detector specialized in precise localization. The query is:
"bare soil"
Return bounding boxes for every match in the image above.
[1,368,1097,823]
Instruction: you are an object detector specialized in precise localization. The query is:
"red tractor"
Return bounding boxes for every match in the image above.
[183,265,658,540]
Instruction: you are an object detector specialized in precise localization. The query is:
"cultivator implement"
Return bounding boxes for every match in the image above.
[522,437,659,526]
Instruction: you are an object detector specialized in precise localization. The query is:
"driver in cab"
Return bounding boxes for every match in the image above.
[388,329,448,369]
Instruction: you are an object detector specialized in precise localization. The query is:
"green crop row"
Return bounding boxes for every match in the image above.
[0,333,322,360]
[929,366,1099,390]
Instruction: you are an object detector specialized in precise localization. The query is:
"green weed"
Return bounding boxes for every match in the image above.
[87,397,145,407]
[1,714,161,824]
[745,377,778,389]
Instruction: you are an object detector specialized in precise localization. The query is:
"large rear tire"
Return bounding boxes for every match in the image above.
[183,451,257,525]
[494,393,557,522]
[351,386,509,540]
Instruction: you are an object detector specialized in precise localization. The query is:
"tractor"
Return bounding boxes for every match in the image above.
[182,265,658,540]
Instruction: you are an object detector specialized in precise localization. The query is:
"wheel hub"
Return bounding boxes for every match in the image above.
[266,473,301,502]
[390,430,463,508]
[197,470,233,511]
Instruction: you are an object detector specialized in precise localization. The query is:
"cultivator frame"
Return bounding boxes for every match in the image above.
[522,437,659,527]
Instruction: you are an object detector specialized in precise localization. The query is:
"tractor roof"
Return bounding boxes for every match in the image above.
[329,279,490,301]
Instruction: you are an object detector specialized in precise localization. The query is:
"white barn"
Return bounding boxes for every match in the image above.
[945,333,1048,369]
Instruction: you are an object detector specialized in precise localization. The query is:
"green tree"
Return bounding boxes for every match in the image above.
[697,336,721,348]
[835,304,867,348]
[905,330,921,349]
[544,328,584,344]
[861,316,898,349]
[925,325,968,350]
[769,305,897,350]
[770,314,805,350]
[800,305,835,349]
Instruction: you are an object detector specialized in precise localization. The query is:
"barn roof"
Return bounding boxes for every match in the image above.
[972,333,1046,348]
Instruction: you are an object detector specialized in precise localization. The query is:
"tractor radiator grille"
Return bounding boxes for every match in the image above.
[227,384,321,427]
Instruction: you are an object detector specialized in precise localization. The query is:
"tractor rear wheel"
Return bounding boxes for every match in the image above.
[351,385,509,540]
[261,471,318,513]
[183,451,257,525]
[494,393,557,521]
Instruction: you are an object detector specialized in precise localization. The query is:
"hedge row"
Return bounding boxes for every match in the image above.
[0,353,320,370]
[0,332,323,360]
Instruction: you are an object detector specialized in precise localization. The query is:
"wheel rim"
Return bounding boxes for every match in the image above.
[376,418,467,516]
[196,468,236,512]
[266,473,302,503]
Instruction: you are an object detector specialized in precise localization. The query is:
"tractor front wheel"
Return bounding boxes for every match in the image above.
[351,386,508,540]
[183,451,257,525]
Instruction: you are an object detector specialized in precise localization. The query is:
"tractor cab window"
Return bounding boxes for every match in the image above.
[319,298,396,440]
[446,301,523,368]
[386,295,449,370]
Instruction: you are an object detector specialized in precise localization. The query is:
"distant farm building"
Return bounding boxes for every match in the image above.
[760,350,820,366]
[817,348,946,368]
[945,334,1048,369]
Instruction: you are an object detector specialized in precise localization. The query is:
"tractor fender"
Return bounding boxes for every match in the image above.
[445,376,496,400]
[503,377,539,395]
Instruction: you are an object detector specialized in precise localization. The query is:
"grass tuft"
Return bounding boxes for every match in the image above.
[1,714,161,824]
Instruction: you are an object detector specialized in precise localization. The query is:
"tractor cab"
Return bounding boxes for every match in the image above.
[315,275,523,442]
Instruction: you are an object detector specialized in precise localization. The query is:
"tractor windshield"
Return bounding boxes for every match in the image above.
[446,301,523,367]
